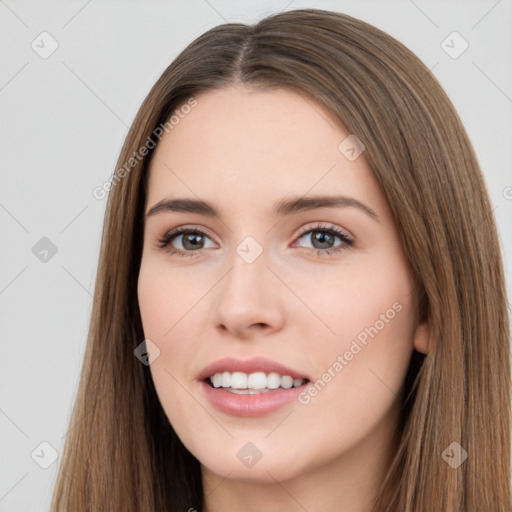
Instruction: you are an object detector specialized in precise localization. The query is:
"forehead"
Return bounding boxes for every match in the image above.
[164,84,345,155]
[146,85,381,217]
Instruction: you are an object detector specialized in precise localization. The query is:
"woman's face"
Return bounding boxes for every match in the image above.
[137,85,428,485]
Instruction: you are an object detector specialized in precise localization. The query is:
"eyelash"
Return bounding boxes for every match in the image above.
[156,223,354,258]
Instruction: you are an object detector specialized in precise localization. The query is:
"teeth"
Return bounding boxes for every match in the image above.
[209,371,306,391]
[281,376,293,389]
[267,372,281,389]
[227,388,271,394]
[231,371,248,389]
[247,372,267,389]
[212,373,223,388]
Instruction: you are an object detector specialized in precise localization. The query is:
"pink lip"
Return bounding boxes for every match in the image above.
[199,381,307,417]
[197,357,311,417]
[197,356,310,381]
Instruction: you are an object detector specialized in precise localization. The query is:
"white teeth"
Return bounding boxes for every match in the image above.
[247,372,267,389]
[209,371,306,391]
[281,375,293,389]
[267,372,281,389]
[227,388,271,394]
[212,373,223,388]
[230,372,247,389]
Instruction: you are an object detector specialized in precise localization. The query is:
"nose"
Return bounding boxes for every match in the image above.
[212,245,285,340]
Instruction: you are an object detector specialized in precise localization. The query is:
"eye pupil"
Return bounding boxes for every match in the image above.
[312,231,334,249]
[183,233,203,250]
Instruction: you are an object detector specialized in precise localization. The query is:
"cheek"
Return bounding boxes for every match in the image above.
[296,268,416,433]
[137,264,197,369]
[298,259,413,353]
[137,260,201,338]
[137,260,206,418]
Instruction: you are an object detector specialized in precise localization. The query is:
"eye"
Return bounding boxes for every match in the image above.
[292,223,354,255]
[157,226,215,257]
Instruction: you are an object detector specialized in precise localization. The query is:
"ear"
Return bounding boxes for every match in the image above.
[413,320,429,354]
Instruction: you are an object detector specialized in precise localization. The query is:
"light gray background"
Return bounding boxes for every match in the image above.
[1,1,511,510]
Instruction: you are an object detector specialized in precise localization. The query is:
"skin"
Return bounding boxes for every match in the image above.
[137,84,429,512]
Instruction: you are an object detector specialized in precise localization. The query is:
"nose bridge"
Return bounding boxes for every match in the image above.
[235,234,266,267]
[212,231,283,334]
[222,233,270,300]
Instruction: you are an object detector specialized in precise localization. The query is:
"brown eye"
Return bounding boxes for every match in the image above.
[158,227,215,256]
[294,224,354,255]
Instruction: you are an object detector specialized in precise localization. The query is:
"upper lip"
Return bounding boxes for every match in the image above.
[198,357,311,382]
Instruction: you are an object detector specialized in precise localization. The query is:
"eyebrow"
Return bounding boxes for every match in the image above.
[146,194,379,221]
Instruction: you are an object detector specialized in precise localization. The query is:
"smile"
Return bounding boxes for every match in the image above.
[198,357,311,416]
[209,371,307,393]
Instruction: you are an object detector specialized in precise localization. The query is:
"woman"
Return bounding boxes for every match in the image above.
[50,8,511,511]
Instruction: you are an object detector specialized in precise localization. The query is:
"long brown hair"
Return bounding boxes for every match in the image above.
[50,8,511,511]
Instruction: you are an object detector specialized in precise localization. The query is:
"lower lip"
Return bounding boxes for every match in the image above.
[199,380,307,417]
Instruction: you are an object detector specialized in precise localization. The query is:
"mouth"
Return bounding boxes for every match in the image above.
[205,371,309,394]
[198,357,311,416]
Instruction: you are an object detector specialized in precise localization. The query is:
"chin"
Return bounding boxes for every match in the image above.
[200,455,306,484]
[190,435,316,485]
